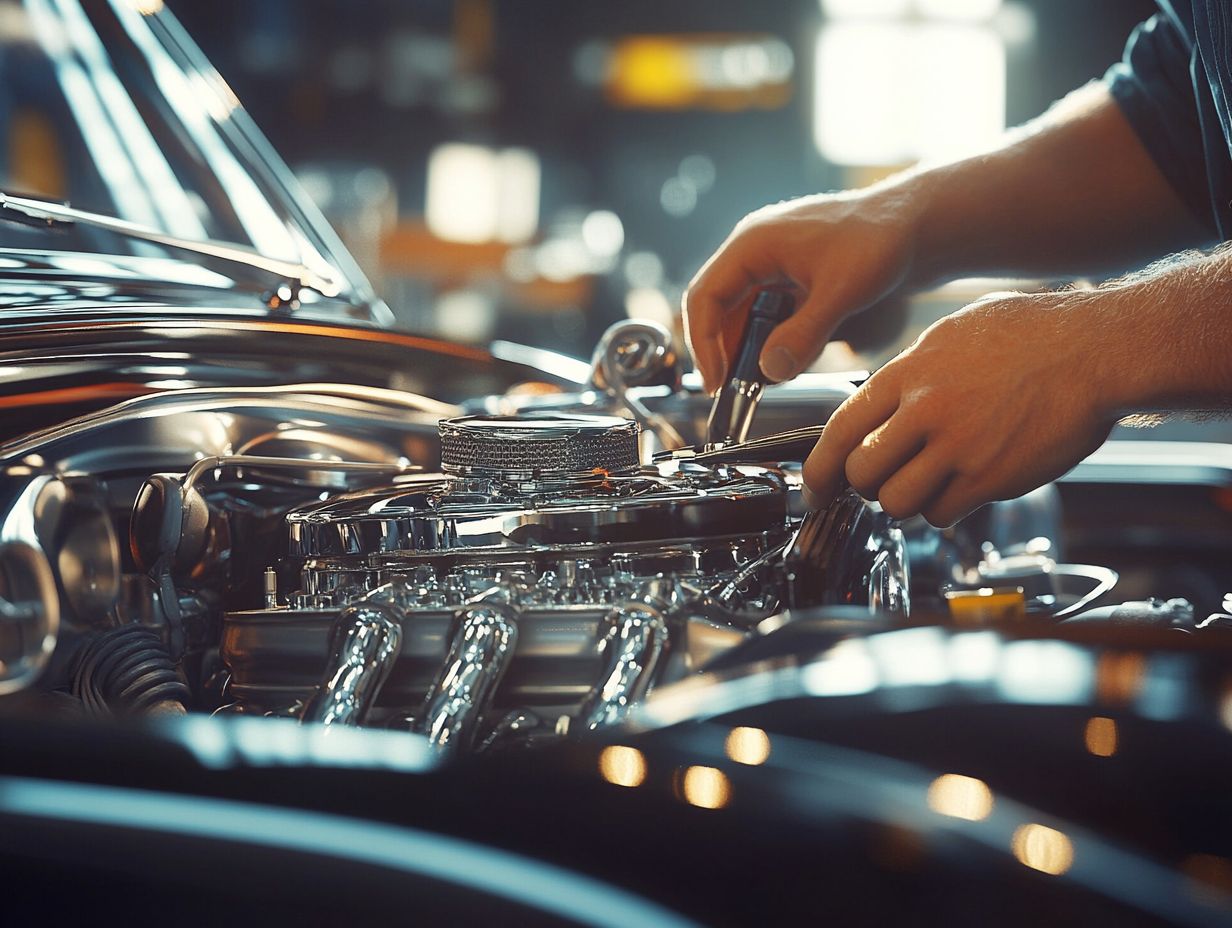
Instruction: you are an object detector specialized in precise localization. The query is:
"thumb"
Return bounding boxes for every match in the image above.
[758,290,844,382]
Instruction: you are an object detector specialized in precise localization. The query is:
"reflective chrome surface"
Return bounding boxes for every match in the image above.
[225,415,804,736]
[787,489,911,617]
[580,585,671,730]
[706,289,796,447]
[0,471,136,697]
[0,541,60,695]
[587,320,686,450]
[438,413,641,481]
[286,463,788,559]
[301,593,404,727]
[706,378,765,447]
[476,371,858,451]
[413,594,519,751]
[0,2,1229,918]
[0,384,445,475]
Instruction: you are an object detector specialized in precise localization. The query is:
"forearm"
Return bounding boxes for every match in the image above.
[877,83,1213,288]
[1084,249,1232,417]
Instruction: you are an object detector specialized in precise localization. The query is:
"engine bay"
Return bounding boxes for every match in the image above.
[1,319,1229,758]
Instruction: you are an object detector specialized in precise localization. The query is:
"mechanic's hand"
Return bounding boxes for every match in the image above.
[803,291,1116,527]
[683,189,920,395]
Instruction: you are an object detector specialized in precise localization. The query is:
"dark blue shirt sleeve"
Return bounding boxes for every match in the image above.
[1104,12,1217,232]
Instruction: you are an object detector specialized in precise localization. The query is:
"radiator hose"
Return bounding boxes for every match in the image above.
[70,625,189,716]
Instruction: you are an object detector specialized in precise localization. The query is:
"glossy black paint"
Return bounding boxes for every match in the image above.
[2,623,1231,926]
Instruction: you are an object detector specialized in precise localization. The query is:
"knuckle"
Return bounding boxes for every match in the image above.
[844,451,880,498]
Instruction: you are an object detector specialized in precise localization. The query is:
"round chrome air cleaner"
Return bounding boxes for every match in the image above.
[439,414,641,481]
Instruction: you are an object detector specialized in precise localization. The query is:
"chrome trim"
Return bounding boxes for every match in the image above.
[489,341,591,385]
[0,385,444,474]
[286,464,788,558]
[182,454,416,492]
[0,191,343,298]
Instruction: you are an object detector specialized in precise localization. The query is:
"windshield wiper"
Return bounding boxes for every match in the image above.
[0,190,342,301]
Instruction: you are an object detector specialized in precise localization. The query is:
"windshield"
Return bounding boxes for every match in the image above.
[0,0,378,311]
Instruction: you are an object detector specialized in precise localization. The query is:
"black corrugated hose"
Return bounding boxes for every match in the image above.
[70,624,190,716]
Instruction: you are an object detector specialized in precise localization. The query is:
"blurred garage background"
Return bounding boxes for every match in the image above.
[171,0,1154,371]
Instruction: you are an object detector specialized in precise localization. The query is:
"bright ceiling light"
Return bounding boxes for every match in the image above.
[425,143,540,244]
[813,22,1005,166]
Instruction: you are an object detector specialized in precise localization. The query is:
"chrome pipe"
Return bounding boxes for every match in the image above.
[588,320,686,451]
[301,599,403,726]
[579,594,670,731]
[413,596,519,751]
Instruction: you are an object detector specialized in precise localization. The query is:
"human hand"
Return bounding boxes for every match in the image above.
[682,188,922,395]
[802,290,1117,527]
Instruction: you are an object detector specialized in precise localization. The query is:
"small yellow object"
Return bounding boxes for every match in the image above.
[943,586,1026,626]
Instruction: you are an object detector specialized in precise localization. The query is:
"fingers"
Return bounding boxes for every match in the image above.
[875,447,955,520]
[842,413,926,500]
[757,289,837,382]
[920,481,983,529]
[802,370,902,505]
[683,239,764,395]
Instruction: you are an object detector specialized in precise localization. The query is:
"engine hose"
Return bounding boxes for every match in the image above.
[71,625,189,716]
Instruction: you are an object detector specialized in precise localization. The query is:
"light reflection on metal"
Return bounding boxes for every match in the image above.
[414,596,519,752]
[1012,823,1074,876]
[1096,652,1146,705]
[130,0,163,14]
[110,0,303,260]
[867,627,950,687]
[680,766,731,810]
[724,727,771,766]
[25,0,161,229]
[997,639,1094,705]
[0,541,60,695]
[175,715,435,772]
[587,320,686,451]
[926,773,993,822]
[597,745,647,788]
[1084,716,1118,757]
[803,637,879,696]
[50,0,205,239]
[580,596,670,731]
[300,599,403,727]
[181,453,415,493]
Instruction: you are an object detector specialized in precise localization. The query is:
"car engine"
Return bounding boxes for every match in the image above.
[0,317,924,748]
[228,412,803,742]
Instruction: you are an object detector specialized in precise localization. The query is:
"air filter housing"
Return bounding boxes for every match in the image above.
[438,414,641,481]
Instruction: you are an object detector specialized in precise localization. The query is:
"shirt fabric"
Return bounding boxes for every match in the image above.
[1105,0,1232,241]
